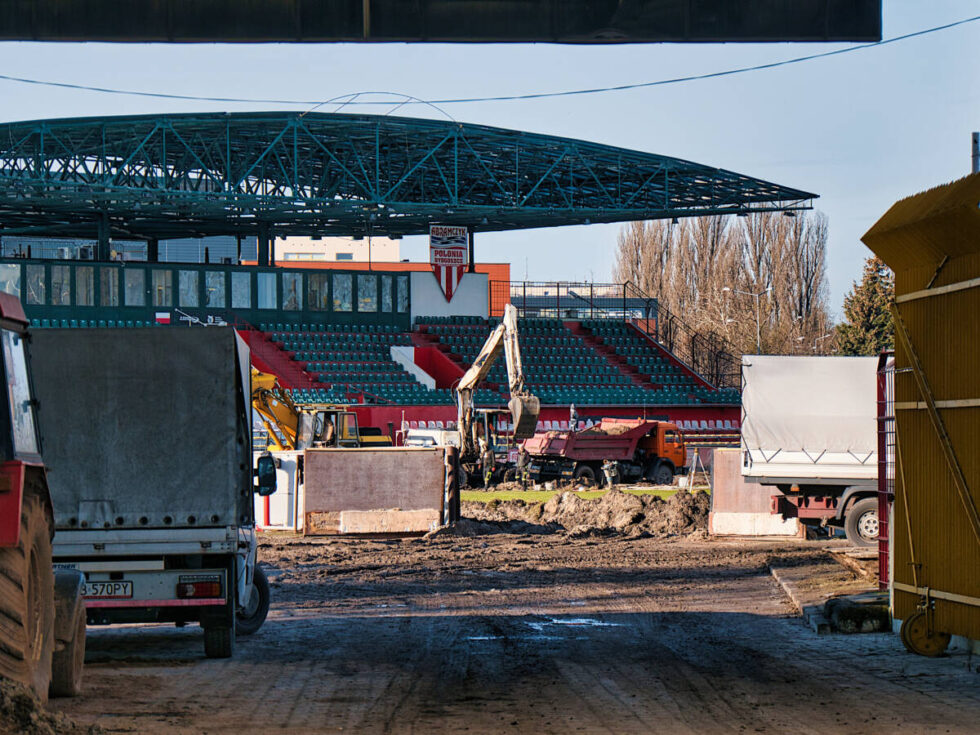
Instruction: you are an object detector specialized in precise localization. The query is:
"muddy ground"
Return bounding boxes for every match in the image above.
[43,518,980,734]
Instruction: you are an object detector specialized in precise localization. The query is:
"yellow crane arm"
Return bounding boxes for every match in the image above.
[251,368,302,451]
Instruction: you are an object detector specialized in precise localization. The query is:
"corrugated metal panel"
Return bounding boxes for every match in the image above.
[862,172,980,642]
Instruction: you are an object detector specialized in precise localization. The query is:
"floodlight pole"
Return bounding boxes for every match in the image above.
[722,286,770,354]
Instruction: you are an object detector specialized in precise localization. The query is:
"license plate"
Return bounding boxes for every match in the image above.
[82,581,133,599]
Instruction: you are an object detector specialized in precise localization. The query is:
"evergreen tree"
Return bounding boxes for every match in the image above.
[835,257,893,356]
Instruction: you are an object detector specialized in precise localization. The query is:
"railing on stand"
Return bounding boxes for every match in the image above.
[492,280,740,390]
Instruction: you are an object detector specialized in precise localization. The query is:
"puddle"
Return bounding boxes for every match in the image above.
[526,618,624,632]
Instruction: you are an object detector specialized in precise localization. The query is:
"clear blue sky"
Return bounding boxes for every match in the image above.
[0,0,976,314]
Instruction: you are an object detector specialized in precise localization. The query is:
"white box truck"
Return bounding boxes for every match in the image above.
[741,355,879,546]
[31,328,276,658]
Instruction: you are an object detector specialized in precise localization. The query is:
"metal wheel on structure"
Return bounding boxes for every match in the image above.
[899,610,950,657]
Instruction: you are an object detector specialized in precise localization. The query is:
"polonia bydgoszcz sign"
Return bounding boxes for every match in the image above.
[429,225,468,302]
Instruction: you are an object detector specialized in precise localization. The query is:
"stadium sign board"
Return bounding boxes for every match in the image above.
[429,225,469,302]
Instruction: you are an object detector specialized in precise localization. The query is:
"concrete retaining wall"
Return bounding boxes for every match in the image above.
[709,448,799,536]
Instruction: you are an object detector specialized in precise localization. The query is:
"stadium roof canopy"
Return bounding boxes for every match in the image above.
[0,112,815,241]
[0,1,882,43]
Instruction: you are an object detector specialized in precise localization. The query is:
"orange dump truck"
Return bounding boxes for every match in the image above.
[523,417,687,486]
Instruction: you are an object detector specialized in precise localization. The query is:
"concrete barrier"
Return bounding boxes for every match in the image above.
[303,446,456,535]
[709,448,799,536]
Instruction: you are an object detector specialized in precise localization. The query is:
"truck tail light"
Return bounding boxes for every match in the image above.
[176,581,222,599]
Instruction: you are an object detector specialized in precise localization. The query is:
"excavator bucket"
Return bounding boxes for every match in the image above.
[508,394,540,440]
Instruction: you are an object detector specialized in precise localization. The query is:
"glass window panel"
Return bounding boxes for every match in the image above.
[397,275,409,313]
[76,266,94,306]
[257,273,277,309]
[282,273,302,311]
[124,269,145,307]
[179,270,199,307]
[0,265,20,299]
[308,273,330,311]
[101,268,120,307]
[50,266,70,306]
[2,330,38,456]
[357,274,377,313]
[25,266,45,306]
[231,272,251,309]
[152,269,172,307]
[206,271,226,308]
[332,273,352,312]
[381,275,392,313]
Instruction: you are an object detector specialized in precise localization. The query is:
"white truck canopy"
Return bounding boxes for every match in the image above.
[741,355,878,483]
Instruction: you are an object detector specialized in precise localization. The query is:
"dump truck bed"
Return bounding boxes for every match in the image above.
[31,328,252,531]
[524,418,657,462]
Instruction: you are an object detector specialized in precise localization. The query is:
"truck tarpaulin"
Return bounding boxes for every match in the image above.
[741,355,878,482]
[30,328,252,530]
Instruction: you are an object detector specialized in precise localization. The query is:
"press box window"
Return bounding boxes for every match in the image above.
[152,269,172,307]
[26,265,45,306]
[50,266,71,306]
[0,264,20,299]
[76,266,94,306]
[206,271,225,308]
[231,272,251,309]
[124,269,145,307]
[101,268,120,307]
[282,273,302,311]
[179,270,199,308]
[257,273,277,309]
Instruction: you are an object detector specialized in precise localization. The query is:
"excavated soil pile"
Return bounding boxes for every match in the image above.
[0,680,102,735]
[458,488,709,537]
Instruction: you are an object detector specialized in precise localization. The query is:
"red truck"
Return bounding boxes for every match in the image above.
[523,418,688,486]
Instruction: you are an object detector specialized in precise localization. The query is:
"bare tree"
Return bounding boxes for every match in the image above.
[614,211,833,357]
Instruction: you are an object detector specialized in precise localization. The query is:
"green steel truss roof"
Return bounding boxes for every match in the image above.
[0,112,815,240]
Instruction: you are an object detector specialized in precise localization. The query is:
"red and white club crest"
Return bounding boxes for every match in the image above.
[429,225,469,302]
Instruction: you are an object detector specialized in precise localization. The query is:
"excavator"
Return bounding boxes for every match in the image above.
[453,304,540,484]
[251,368,391,450]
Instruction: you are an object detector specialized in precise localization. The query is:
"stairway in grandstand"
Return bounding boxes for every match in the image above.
[258,321,452,405]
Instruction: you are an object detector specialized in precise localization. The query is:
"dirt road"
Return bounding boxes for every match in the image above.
[51,533,979,734]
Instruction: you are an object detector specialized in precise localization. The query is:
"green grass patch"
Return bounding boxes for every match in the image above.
[461,486,709,504]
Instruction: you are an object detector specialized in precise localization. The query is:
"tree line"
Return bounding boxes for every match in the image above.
[613,211,892,358]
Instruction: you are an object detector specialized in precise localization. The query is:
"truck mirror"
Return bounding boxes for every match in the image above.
[255,454,277,497]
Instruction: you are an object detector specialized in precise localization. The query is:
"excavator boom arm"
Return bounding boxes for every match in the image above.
[455,305,539,460]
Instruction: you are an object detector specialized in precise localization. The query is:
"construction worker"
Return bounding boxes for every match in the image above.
[516,446,530,488]
[480,438,495,488]
[602,459,620,487]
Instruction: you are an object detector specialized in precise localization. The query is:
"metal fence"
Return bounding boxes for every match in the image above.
[491,280,740,389]
[876,352,896,591]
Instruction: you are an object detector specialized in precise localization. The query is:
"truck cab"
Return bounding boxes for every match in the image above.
[0,293,86,701]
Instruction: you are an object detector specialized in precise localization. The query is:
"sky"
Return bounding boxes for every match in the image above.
[0,0,976,316]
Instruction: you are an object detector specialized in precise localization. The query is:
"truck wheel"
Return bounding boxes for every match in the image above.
[574,465,596,486]
[844,497,879,547]
[653,463,674,487]
[503,469,517,483]
[204,625,235,658]
[50,600,86,697]
[236,566,270,636]
[0,493,55,702]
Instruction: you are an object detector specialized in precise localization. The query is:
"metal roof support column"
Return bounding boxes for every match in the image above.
[468,229,475,274]
[147,238,159,263]
[97,213,110,261]
[257,223,271,267]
